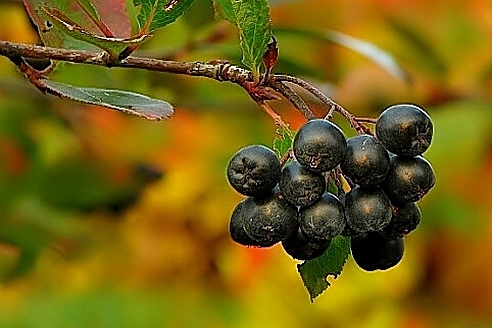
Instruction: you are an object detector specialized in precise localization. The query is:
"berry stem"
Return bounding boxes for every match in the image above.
[273,74,343,114]
[354,117,377,124]
[273,74,372,134]
[269,80,317,120]
[279,147,294,166]
[258,102,291,132]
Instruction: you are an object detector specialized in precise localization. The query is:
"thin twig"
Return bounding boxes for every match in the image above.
[269,80,317,120]
[354,117,377,124]
[279,147,293,166]
[273,74,344,114]
[0,40,369,132]
[273,74,373,134]
[258,102,291,131]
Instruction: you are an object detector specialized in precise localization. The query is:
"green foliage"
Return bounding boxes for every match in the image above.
[272,126,295,158]
[41,80,174,120]
[327,179,338,195]
[133,0,198,33]
[298,235,351,301]
[40,4,149,60]
[23,0,88,49]
[213,0,272,76]
[74,0,101,23]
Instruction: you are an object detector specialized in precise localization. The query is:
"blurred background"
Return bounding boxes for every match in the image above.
[0,0,492,327]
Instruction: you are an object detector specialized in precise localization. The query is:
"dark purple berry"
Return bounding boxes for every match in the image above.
[385,202,422,238]
[279,161,326,207]
[344,186,392,234]
[293,119,347,172]
[240,189,298,247]
[229,200,261,247]
[282,228,331,260]
[226,145,281,197]
[341,134,390,189]
[376,103,433,157]
[351,231,404,271]
[384,155,435,205]
[298,192,345,242]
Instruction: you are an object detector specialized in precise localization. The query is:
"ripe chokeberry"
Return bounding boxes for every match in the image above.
[225,99,435,285]
[376,103,433,157]
[238,189,297,247]
[298,192,345,242]
[226,145,281,197]
[282,228,331,261]
[279,161,326,207]
[293,119,347,173]
[384,202,422,239]
[344,186,392,234]
[384,155,436,205]
[351,231,404,271]
[341,134,390,189]
[229,200,261,247]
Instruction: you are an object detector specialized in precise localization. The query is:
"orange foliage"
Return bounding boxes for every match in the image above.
[0,0,492,327]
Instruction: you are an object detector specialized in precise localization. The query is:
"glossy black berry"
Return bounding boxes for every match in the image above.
[226,145,281,197]
[229,200,261,247]
[384,202,422,239]
[341,134,390,189]
[293,119,347,172]
[279,161,326,207]
[282,228,331,261]
[344,186,392,234]
[384,155,436,205]
[298,192,345,242]
[376,103,433,157]
[239,189,297,247]
[351,231,404,271]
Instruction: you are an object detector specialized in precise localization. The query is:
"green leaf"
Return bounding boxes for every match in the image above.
[75,0,101,22]
[276,27,407,81]
[40,4,149,61]
[23,0,72,49]
[73,0,118,38]
[298,235,351,301]
[133,0,198,33]
[41,80,174,120]
[327,179,338,195]
[24,0,131,51]
[273,125,295,157]
[213,0,273,75]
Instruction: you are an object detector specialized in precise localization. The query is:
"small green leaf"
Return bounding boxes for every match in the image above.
[327,179,338,195]
[133,0,198,33]
[41,5,149,60]
[213,0,273,75]
[273,125,296,157]
[298,235,351,301]
[41,80,174,120]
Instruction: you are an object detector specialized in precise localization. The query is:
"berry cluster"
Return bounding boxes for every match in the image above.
[226,104,435,271]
